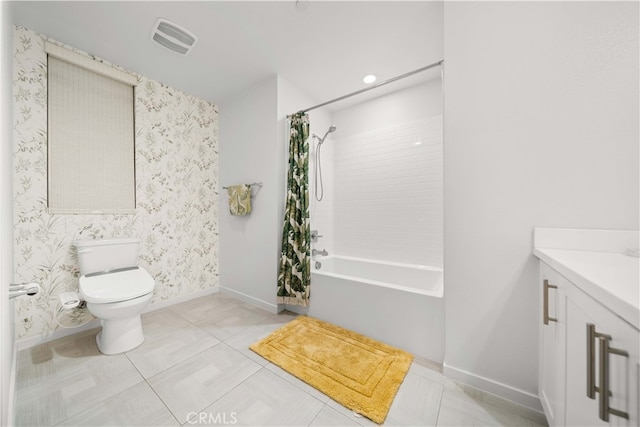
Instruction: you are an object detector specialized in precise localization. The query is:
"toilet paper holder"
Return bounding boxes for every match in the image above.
[9,282,40,299]
[59,291,81,309]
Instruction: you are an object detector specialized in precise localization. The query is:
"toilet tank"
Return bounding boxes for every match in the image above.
[73,238,141,275]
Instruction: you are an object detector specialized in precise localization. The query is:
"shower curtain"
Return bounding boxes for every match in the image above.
[277,113,311,307]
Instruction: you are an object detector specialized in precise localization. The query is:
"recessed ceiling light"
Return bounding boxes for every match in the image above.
[362,74,377,84]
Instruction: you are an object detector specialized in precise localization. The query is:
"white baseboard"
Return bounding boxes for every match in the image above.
[443,362,544,413]
[219,286,278,314]
[144,286,219,313]
[16,287,220,351]
[16,318,102,351]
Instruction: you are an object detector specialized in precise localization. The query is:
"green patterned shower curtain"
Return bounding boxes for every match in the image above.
[277,113,311,307]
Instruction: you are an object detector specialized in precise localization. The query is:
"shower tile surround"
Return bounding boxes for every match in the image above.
[12,26,219,340]
[332,116,443,267]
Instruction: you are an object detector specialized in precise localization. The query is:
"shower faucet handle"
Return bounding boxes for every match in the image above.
[312,249,328,257]
[311,230,323,242]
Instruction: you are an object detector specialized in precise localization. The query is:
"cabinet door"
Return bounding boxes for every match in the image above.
[539,263,565,426]
[611,318,638,427]
[565,284,638,426]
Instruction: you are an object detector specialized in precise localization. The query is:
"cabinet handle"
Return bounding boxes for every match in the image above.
[587,324,613,399]
[598,334,630,421]
[586,323,630,421]
[543,279,557,325]
[587,323,598,399]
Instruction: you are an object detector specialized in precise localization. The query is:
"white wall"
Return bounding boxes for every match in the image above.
[219,77,280,311]
[332,79,443,137]
[443,1,639,409]
[219,75,332,312]
[330,80,443,266]
[0,3,15,425]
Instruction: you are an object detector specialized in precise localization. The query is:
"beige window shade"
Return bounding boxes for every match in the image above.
[47,44,136,214]
[45,42,138,86]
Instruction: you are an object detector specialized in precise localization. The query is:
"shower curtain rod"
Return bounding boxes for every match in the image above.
[287,60,443,117]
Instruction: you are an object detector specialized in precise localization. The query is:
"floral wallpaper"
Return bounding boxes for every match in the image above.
[13,26,219,340]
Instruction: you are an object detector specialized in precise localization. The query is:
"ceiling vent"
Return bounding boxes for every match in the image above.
[150,18,197,55]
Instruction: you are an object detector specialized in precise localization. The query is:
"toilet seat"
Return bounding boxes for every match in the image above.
[79,267,155,303]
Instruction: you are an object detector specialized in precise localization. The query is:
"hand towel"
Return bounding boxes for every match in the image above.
[227,184,252,215]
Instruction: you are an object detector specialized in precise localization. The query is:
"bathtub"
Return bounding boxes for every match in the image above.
[297,255,444,363]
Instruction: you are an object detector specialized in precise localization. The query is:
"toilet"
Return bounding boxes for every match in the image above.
[73,237,155,355]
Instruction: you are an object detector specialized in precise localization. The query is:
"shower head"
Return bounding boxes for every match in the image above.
[318,125,337,144]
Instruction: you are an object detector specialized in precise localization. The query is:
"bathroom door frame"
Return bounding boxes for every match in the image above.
[0,149,13,426]
[0,110,15,427]
[1,4,16,423]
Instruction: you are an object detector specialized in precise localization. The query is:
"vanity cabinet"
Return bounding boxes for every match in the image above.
[538,262,566,426]
[564,285,638,426]
[538,262,639,427]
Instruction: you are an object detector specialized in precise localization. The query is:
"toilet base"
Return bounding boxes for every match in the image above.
[96,315,145,355]
[86,292,153,355]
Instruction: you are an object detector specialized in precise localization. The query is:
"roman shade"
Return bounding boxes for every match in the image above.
[46,41,137,214]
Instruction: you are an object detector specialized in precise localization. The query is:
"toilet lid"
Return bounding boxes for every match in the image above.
[79,266,155,303]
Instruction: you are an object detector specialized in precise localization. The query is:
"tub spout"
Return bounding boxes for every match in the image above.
[312,249,328,257]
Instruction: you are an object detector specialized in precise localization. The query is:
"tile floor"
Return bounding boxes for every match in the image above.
[15,293,548,427]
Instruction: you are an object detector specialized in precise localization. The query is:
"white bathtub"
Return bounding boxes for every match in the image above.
[296,255,444,363]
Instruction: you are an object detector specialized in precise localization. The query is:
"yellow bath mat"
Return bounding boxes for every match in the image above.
[249,316,413,424]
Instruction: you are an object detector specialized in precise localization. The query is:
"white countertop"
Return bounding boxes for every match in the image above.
[534,247,639,330]
[533,227,639,329]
